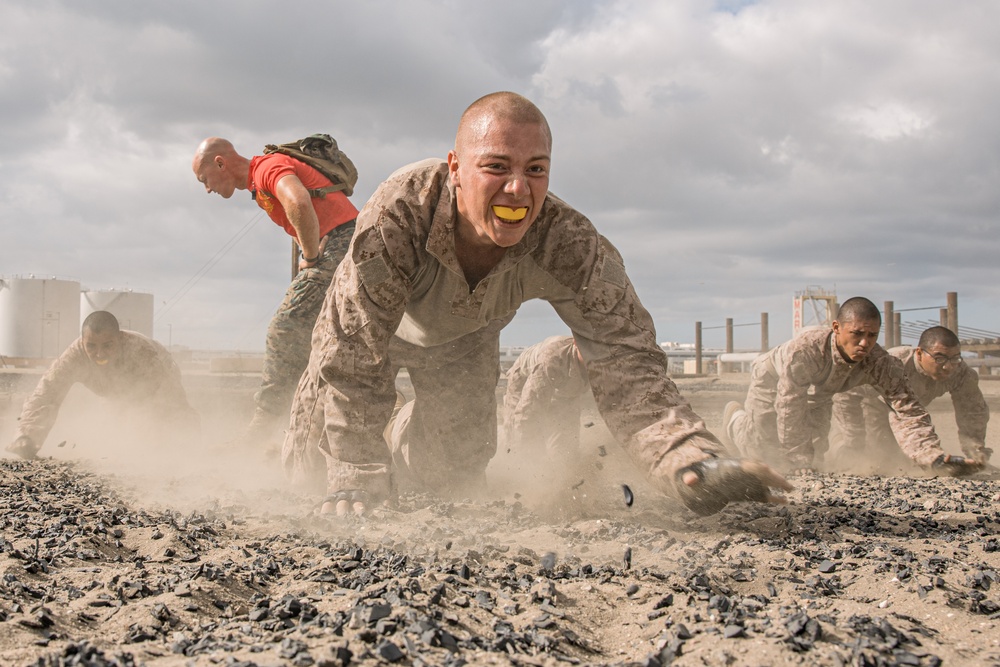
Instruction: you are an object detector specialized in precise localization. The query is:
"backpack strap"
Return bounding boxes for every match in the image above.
[251,182,347,201]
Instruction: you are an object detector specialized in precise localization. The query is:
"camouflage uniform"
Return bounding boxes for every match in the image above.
[256,221,355,418]
[833,346,990,462]
[730,327,946,469]
[503,335,590,457]
[283,159,724,503]
[15,331,199,453]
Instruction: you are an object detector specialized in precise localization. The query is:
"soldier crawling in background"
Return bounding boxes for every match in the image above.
[720,297,983,476]
[503,335,591,458]
[830,325,991,472]
[6,311,199,459]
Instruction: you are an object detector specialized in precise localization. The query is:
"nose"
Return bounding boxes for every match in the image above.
[504,172,531,197]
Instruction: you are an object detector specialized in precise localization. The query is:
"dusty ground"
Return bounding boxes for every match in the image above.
[1,374,999,666]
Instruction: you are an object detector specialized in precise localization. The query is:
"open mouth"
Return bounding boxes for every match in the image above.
[94,359,110,366]
[492,205,528,222]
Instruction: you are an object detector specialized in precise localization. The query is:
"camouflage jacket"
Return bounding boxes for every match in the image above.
[760,327,943,465]
[838,346,989,449]
[312,159,722,475]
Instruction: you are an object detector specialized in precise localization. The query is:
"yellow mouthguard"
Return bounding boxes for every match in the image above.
[492,206,528,221]
[94,359,110,365]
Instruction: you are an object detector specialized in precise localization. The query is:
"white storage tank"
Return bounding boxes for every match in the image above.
[81,289,154,338]
[0,276,82,359]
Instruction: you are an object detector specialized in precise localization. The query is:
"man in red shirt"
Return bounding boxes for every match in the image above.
[192,137,358,448]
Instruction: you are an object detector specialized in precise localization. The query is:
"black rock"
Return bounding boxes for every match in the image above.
[723,624,745,639]
[377,640,405,662]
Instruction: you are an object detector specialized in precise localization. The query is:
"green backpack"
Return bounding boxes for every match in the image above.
[262,133,359,198]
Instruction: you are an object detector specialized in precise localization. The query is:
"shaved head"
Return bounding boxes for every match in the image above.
[192,137,238,170]
[455,92,551,154]
[82,310,120,336]
[192,137,250,198]
[836,296,881,325]
[918,326,960,350]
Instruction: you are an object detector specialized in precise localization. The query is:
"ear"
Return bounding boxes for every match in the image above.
[446,150,460,186]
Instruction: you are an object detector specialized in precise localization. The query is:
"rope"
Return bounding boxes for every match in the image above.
[155,212,263,322]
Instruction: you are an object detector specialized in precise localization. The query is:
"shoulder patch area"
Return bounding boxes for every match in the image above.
[599,254,627,288]
[357,256,392,288]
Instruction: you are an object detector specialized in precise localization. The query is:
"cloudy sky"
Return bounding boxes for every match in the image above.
[2,0,998,353]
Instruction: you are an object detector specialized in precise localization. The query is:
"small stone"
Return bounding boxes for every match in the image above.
[377,641,404,662]
[818,560,836,574]
[653,594,673,609]
[723,624,745,638]
[541,552,556,572]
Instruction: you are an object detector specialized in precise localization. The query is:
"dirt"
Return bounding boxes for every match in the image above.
[1,375,998,666]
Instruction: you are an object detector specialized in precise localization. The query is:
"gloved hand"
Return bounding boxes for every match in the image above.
[676,457,794,516]
[931,453,983,477]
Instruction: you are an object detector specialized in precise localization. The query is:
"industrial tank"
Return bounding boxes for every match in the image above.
[81,289,154,337]
[0,276,82,359]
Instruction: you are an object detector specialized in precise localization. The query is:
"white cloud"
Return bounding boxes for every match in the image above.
[1,0,999,352]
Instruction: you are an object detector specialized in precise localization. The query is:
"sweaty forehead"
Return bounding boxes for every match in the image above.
[457,111,550,152]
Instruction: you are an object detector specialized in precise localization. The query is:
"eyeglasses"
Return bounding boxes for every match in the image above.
[927,353,962,367]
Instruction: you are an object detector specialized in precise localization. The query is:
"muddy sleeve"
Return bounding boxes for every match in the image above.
[124,344,171,401]
[831,389,868,451]
[547,234,725,493]
[774,345,818,454]
[871,353,944,466]
[314,199,417,460]
[949,364,989,449]
[15,346,86,446]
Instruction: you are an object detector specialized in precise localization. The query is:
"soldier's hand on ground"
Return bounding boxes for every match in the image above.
[677,457,793,516]
[6,436,38,460]
[959,435,992,462]
[930,454,983,477]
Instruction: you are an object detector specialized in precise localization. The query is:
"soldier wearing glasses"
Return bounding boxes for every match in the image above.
[833,325,991,468]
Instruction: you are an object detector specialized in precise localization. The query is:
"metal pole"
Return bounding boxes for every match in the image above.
[940,308,947,327]
[760,312,769,352]
[724,317,733,374]
[947,292,958,334]
[695,321,702,375]
[884,301,894,348]
[894,312,902,347]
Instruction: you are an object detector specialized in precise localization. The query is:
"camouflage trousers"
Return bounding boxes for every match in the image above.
[282,315,510,501]
[502,396,583,458]
[255,221,356,420]
[731,361,833,470]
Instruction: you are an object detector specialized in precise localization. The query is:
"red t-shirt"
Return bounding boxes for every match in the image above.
[248,154,358,239]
